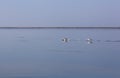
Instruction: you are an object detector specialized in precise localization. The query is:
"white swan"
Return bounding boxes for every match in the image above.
[86,38,93,44]
[62,38,69,42]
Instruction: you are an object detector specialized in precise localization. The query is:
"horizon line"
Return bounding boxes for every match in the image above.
[0,27,120,29]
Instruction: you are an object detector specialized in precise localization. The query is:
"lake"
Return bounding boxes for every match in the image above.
[0,29,120,78]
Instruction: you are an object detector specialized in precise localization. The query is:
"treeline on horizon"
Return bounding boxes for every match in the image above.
[0,27,120,29]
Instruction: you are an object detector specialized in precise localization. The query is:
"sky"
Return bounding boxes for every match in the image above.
[0,0,120,27]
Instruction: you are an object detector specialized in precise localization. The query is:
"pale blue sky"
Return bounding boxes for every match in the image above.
[0,0,120,27]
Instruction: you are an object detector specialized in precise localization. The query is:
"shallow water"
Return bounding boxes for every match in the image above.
[0,29,120,78]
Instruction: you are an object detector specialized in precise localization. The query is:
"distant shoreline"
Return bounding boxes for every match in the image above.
[0,27,120,29]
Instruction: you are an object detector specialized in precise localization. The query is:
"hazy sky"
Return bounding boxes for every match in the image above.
[0,0,120,27]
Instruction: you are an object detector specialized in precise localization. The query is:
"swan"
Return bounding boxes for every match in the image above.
[62,38,69,42]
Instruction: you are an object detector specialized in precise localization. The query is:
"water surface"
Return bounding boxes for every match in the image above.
[0,29,120,78]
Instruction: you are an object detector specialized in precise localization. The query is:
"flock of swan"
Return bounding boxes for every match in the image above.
[62,38,93,44]
[61,37,120,44]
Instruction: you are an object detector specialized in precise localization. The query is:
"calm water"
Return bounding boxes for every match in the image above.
[0,29,120,78]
